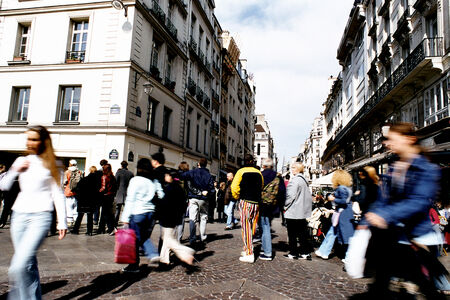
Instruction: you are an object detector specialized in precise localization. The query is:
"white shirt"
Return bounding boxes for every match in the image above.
[0,155,67,229]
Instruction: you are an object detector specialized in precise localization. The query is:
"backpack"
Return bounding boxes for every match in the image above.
[69,170,82,192]
[261,176,280,206]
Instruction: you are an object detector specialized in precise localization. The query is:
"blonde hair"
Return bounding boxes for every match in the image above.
[89,166,97,174]
[363,166,379,185]
[291,162,304,173]
[219,182,226,190]
[332,169,352,188]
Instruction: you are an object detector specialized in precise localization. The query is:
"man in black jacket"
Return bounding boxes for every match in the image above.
[114,161,134,226]
[182,158,215,245]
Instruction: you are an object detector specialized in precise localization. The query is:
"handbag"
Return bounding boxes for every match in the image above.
[345,228,372,279]
[114,228,137,264]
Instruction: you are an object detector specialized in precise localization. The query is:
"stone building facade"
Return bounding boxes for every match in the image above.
[0,0,255,178]
[322,0,449,180]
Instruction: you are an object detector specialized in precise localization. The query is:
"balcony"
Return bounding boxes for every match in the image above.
[166,18,178,41]
[188,77,196,95]
[377,0,390,17]
[8,55,31,65]
[213,61,221,73]
[211,122,219,133]
[150,64,162,82]
[324,37,444,160]
[392,7,411,43]
[198,49,205,64]
[150,0,166,25]
[65,51,85,63]
[413,0,437,14]
[211,89,219,101]
[368,16,378,37]
[203,94,210,110]
[196,86,204,104]
[164,77,176,91]
[367,57,378,82]
[244,119,249,128]
[378,35,391,65]
[220,116,228,125]
[189,36,198,52]
[227,154,235,163]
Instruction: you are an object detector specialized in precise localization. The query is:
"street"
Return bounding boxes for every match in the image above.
[0,218,370,299]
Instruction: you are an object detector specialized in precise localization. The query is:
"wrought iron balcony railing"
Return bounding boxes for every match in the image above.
[203,95,210,109]
[151,0,166,25]
[166,18,178,41]
[164,77,176,91]
[325,37,443,156]
[66,51,85,63]
[188,77,196,95]
[196,86,204,103]
[189,36,198,52]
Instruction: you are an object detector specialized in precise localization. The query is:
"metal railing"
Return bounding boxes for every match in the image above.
[66,51,85,62]
[326,37,443,155]
[188,77,196,95]
[151,0,166,25]
[166,18,178,41]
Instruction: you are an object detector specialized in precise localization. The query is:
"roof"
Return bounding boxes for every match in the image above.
[255,124,265,133]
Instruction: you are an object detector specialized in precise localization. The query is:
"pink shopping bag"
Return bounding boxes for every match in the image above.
[114,229,137,264]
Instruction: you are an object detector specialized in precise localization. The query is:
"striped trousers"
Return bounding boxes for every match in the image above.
[239,200,259,255]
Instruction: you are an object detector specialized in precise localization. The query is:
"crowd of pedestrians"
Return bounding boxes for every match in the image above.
[0,122,449,299]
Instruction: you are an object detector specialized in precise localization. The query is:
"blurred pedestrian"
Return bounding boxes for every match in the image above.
[315,169,354,260]
[353,166,379,216]
[283,162,313,260]
[114,161,134,226]
[71,166,99,236]
[176,162,190,242]
[0,164,18,229]
[362,123,445,299]
[97,163,117,235]
[158,170,194,266]
[120,158,164,273]
[93,159,108,225]
[0,125,67,300]
[207,181,217,223]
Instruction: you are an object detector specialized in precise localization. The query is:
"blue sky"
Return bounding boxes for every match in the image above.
[215,0,354,166]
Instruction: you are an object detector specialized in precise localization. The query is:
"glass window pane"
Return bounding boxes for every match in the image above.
[73,33,80,43]
[75,22,82,31]
[83,22,89,30]
[82,33,87,43]
[73,87,81,103]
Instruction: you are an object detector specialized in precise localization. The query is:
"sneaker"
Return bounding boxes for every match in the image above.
[341,258,346,263]
[259,254,272,261]
[122,265,139,273]
[149,256,160,263]
[241,251,246,257]
[315,250,328,260]
[299,254,312,261]
[252,237,261,243]
[224,226,233,230]
[283,254,298,260]
[239,254,255,263]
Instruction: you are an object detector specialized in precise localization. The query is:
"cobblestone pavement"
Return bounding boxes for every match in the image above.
[0,217,447,299]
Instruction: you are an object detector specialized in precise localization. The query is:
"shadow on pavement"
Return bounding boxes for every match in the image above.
[0,280,69,300]
[206,233,233,242]
[194,250,214,262]
[55,266,151,300]
[272,240,289,253]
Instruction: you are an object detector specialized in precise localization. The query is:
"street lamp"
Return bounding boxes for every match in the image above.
[111,0,128,17]
[143,81,154,95]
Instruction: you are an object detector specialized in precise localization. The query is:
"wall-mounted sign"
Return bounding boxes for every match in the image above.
[109,149,119,160]
[128,151,134,162]
[110,104,120,114]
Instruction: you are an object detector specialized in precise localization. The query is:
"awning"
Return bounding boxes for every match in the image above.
[311,172,334,187]
[345,151,392,170]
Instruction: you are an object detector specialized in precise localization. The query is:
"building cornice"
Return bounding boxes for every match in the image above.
[0,61,133,73]
[0,1,133,16]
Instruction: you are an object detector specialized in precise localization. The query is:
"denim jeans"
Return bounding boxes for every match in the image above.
[260,216,272,256]
[9,211,53,300]
[317,227,337,257]
[225,201,238,227]
[128,212,158,267]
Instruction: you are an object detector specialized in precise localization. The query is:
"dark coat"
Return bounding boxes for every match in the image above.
[114,168,134,204]
[158,180,187,228]
[224,182,233,205]
[182,168,215,200]
[217,189,225,212]
[76,172,101,213]
[354,179,378,214]
[333,185,354,245]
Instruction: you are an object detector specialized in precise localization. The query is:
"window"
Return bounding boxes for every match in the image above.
[162,106,172,140]
[147,99,158,133]
[58,86,81,122]
[204,127,208,154]
[196,124,200,152]
[257,143,261,155]
[151,40,160,68]
[10,87,30,122]
[68,20,88,61]
[186,119,191,148]
[16,24,30,59]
